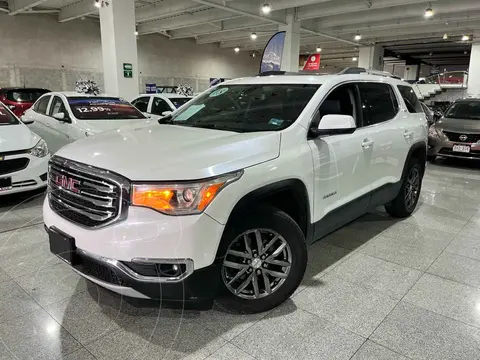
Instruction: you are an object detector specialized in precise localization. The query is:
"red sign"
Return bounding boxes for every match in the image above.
[303,54,321,71]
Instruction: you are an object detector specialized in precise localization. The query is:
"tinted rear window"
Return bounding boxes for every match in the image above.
[0,103,20,125]
[6,89,50,103]
[68,97,146,120]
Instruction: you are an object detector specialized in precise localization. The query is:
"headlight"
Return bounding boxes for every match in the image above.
[29,139,49,158]
[131,170,243,215]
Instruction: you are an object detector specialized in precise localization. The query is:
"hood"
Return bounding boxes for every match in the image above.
[56,124,281,181]
[435,118,480,133]
[0,123,39,152]
[78,119,153,134]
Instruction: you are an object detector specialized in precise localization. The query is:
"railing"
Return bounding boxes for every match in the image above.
[417,71,468,88]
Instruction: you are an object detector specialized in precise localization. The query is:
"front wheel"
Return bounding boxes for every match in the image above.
[216,206,307,314]
[385,159,423,218]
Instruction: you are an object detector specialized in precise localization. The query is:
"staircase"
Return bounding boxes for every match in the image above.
[413,71,468,101]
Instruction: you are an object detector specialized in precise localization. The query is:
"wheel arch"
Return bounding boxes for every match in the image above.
[223,179,313,243]
[402,141,427,179]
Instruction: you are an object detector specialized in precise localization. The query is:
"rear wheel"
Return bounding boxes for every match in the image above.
[216,206,307,314]
[385,159,422,218]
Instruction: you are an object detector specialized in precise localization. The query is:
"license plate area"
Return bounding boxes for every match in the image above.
[0,177,12,191]
[48,227,79,265]
[453,144,471,153]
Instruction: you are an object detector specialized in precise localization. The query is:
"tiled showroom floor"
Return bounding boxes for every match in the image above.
[1,159,480,360]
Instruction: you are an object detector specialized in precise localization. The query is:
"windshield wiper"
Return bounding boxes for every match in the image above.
[191,122,243,132]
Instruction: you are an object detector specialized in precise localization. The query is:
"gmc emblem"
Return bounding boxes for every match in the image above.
[55,174,80,193]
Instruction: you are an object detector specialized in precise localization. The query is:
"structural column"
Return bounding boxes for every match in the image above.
[280,8,301,72]
[99,0,139,100]
[467,42,480,97]
[404,64,420,81]
[358,45,384,71]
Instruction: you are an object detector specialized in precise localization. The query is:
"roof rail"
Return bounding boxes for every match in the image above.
[258,70,330,76]
[339,67,402,80]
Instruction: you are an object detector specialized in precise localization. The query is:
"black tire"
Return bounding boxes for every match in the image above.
[385,158,423,218]
[216,205,307,314]
[427,155,436,163]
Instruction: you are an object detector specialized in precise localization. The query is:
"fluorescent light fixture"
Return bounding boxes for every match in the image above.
[316,47,322,52]
[234,47,240,53]
[354,33,362,41]
[352,57,358,61]
[251,32,257,40]
[443,33,448,40]
[262,3,271,14]
[462,35,470,41]
[94,0,101,8]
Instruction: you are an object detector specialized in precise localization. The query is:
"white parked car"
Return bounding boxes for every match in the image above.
[0,101,49,195]
[44,69,427,313]
[131,93,192,121]
[23,92,149,154]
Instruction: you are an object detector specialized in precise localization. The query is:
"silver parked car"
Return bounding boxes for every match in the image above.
[428,98,480,161]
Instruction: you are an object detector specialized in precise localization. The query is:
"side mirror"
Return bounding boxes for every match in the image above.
[311,114,356,137]
[53,112,69,122]
[162,111,173,117]
[22,118,34,125]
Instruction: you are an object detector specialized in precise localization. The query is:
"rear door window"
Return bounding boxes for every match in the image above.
[131,97,150,112]
[397,85,423,113]
[358,83,398,126]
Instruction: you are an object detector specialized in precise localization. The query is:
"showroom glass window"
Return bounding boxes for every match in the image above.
[444,101,480,120]
[132,97,150,112]
[397,85,423,113]
[358,83,397,126]
[151,98,171,115]
[0,103,20,125]
[170,84,320,132]
[68,97,146,120]
[34,95,51,114]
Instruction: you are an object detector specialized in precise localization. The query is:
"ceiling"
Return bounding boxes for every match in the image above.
[3,0,480,69]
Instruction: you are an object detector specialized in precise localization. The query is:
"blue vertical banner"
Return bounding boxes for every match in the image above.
[145,83,157,94]
[259,31,286,74]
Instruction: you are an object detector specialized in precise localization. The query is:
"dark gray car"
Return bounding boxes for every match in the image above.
[428,98,480,161]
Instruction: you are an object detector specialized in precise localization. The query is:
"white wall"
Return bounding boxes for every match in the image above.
[0,13,258,93]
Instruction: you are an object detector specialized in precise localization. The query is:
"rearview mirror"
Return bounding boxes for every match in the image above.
[53,112,69,122]
[311,114,356,137]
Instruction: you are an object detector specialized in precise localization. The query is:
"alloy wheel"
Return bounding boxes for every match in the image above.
[404,167,420,211]
[221,229,292,300]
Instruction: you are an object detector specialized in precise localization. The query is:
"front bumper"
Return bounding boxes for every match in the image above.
[0,153,49,196]
[43,199,225,305]
[428,136,480,160]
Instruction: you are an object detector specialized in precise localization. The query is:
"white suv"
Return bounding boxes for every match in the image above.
[44,69,427,313]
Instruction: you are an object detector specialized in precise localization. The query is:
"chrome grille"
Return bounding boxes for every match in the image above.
[48,156,130,228]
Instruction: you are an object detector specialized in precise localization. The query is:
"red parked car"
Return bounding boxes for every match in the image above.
[0,87,51,118]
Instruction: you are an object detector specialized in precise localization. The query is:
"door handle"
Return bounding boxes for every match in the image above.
[362,139,374,149]
[404,130,414,138]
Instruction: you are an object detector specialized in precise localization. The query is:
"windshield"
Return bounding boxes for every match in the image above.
[0,103,20,126]
[68,97,146,120]
[169,97,191,109]
[6,89,49,103]
[445,101,480,120]
[168,84,320,132]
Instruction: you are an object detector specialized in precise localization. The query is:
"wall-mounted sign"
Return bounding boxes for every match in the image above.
[123,63,133,78]
[145,83,156,94]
